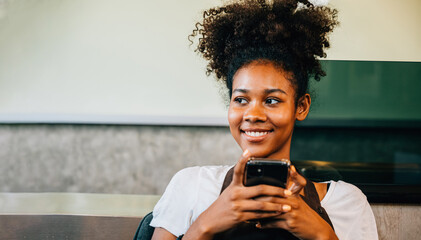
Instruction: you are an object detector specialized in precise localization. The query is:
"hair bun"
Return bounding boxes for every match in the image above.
[190,0,338,101]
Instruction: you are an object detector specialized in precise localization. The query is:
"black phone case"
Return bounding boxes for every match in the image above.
[244,159,290,188]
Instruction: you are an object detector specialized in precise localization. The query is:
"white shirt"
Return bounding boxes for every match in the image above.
[150,165,378,240]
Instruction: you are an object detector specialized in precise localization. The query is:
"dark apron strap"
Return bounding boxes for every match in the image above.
[216,166,334,240]
[220,166,234,194]
[301,175,334,229]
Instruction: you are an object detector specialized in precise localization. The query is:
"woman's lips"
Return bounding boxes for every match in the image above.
[241,130,272,142]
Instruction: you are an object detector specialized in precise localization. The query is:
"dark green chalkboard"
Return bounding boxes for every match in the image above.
[302,60,421,127]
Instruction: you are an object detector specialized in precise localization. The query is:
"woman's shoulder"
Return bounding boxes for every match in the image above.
[321,181,378,239]
[158,165,232,202]
[321,180,370,219]
[323,181,379,239]
[150,165,233,236]
[322,180,366,206]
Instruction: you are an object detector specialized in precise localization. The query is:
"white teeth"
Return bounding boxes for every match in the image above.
[245,131,269,137]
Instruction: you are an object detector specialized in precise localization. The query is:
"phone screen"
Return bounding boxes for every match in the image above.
[244,159,290,188]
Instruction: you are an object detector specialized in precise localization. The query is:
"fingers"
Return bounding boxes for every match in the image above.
[238,184,291,199]
[260,219,289,229]
[232,149,251,185]
[287,165,307,195]
[239,211,281,222]
[233,199,292,214]
[253,196,298,209]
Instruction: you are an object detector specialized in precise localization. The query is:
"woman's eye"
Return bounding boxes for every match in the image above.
[265,98,280,105]
[234,97,247,104]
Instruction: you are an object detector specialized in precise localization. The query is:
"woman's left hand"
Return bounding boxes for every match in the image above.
[259,194,337,240]
[256,166,338,240]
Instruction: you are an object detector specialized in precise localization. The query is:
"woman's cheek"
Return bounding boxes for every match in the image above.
[228,108,242,141]
[228,107,242,126]
[271,112,292,127]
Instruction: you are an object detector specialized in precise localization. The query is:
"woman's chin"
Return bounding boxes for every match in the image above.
[243,148,271,158]
[241,145,287,159]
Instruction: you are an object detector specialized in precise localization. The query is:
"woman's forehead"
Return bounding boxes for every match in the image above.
[232,63,295,93]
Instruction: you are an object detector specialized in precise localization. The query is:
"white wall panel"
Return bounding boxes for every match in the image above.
[0,0,419,125]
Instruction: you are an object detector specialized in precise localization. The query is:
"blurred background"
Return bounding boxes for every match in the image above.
[0,0,420,195]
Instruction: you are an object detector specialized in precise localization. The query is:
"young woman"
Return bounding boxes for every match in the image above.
[150,0,378,239]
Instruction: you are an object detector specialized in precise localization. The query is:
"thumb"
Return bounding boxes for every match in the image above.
[287,165,307,195]
[232,149,251,185]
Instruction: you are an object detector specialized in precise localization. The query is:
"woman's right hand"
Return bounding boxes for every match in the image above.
[183,150,292,240]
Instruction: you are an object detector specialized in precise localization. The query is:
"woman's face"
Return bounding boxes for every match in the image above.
[228,62,310,159]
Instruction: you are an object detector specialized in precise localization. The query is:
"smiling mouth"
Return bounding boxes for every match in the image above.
[244,131,270,137]
[241,129,273,139]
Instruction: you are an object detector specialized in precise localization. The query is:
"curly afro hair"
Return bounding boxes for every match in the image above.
[189,0,338,104]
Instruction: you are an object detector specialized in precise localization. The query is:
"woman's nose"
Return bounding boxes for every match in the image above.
[244,103,267,122]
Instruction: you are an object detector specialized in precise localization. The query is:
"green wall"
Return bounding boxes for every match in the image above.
[306,60,421,124]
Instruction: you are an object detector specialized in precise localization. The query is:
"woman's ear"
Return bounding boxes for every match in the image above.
[296,94,311,121]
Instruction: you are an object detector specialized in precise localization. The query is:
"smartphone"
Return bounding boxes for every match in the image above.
[244,158,290,188]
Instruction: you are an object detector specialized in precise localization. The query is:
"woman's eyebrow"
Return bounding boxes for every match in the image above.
[265,88,287,95]
[233,88,287,95]
[232,88,248,94]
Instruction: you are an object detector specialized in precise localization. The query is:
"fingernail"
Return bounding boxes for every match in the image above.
[284,189,292,196]
[282,205,291,212]
[242,149,249,157]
